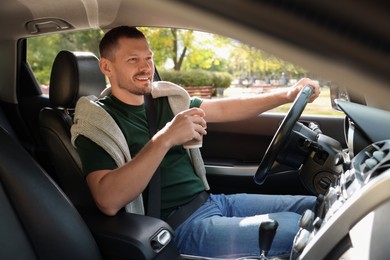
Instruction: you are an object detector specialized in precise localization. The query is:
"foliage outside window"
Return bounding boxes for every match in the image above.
[159,70,231,88]
[27,29,103,85]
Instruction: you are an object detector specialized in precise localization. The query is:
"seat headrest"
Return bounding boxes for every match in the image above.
[49,50,106,108]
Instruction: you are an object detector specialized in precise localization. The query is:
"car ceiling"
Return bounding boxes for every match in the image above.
[0,0,389,108]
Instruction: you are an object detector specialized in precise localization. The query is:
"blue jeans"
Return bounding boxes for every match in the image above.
[174,193,316,258]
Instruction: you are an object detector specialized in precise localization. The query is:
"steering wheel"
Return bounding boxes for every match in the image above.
[254,86,314,185]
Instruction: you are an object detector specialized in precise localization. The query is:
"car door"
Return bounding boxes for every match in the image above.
[202,111,346,196]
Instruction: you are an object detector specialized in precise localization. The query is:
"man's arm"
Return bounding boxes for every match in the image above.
[86,108,207,216]
[201,78,320,122]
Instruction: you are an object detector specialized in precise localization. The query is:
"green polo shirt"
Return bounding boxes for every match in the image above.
[75,95,205,219]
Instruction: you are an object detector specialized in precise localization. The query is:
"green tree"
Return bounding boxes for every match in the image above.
[141,28,194,71]
[228,41,307,83]
[58,29,103,56]
[28,34,62,85]
[141,27,229,72]
[27,29,103,85]
[183,34,228,72]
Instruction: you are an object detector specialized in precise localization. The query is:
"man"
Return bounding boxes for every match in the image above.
[72,26,320,258]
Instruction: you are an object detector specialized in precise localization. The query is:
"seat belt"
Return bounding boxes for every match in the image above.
[143,93,161,218]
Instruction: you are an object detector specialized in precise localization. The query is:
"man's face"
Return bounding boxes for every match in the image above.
[109,37,155,95]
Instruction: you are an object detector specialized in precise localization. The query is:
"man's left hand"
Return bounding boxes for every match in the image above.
[287,78,321,103]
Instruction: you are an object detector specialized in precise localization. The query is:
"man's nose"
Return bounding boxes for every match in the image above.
[139,59,152,71]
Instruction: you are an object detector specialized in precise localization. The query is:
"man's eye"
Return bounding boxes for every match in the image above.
[128,57,137,62]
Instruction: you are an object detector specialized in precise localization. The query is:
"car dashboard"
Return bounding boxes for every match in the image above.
[292,100,390,259]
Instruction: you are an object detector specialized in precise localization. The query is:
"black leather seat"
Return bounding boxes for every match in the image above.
[0,107,18,140]
[0,123,180,259]
[0,126,102,260]
[39,50,106,208]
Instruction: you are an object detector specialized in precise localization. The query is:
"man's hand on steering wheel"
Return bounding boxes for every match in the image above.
[286,78,321,103]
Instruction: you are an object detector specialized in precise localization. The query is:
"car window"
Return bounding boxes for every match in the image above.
[27,27,342,116]
[27,29,104,95]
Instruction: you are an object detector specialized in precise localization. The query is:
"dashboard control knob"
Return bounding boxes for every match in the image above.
[315,194,325,218]
[313,217,323,229]
[316,194,324,204]
[299,209,315,230]
[325,187,338,205]
[293,228,311,253]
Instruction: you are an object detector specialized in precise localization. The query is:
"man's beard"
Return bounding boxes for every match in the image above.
[128,83,152,95]
[119,80,153,95]
[128,72,153,95]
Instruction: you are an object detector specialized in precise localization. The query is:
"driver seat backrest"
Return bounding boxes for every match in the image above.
[39,50,106,208]
[0,126,102,260]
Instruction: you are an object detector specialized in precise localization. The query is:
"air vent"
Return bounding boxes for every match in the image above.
[352,140,390,183]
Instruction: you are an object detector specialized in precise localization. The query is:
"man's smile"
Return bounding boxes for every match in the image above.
[134,75,151,82]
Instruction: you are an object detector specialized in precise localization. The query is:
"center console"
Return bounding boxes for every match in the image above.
[291,140,390,259]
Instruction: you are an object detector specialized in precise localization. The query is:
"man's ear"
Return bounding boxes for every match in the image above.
[99,58,112,78]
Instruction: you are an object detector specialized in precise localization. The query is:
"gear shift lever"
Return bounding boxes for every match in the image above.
[259,219,279,259]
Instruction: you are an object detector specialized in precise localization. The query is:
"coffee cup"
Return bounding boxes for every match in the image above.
[183,135,203,149]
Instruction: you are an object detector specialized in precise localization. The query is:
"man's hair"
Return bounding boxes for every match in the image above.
[99,26,146,60]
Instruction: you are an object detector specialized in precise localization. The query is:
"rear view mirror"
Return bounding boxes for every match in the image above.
[330,84,349,111]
